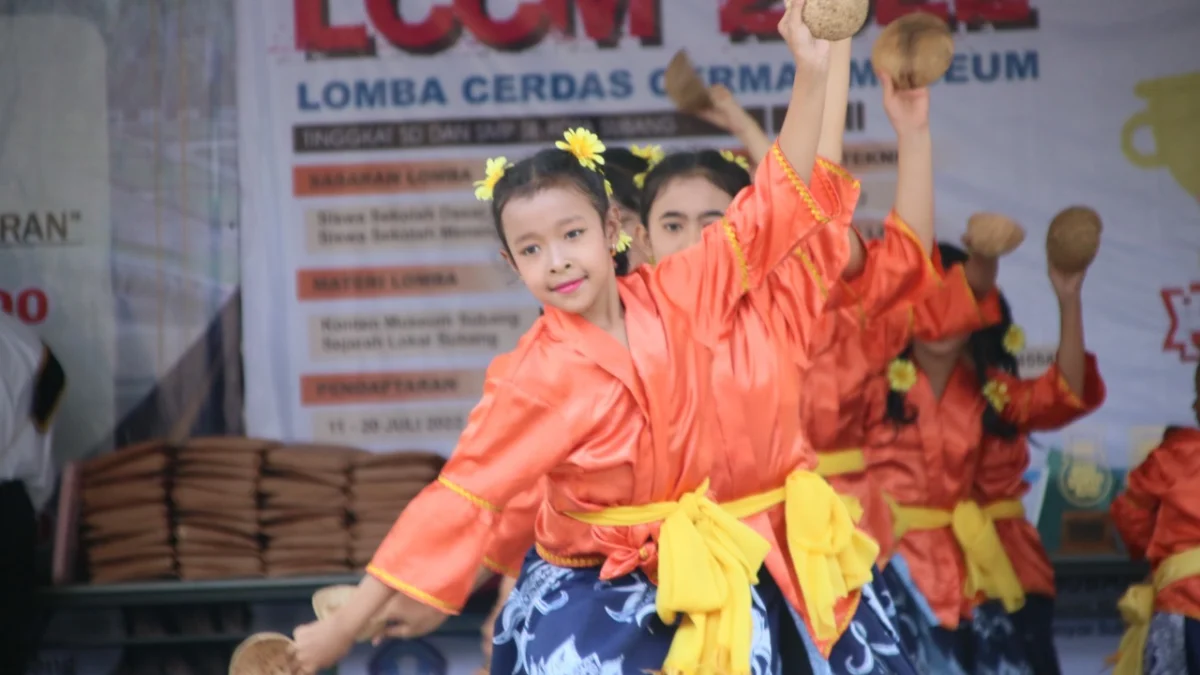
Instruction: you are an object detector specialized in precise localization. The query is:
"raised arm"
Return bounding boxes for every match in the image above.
[652,5,839,341]
[881,78,934,254]
[817,38,852,164]
[697,85,774,166]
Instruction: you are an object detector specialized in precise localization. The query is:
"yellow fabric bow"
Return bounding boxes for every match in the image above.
[568,480,770,675]
[781,472,878,639]
[892,501,1025,612]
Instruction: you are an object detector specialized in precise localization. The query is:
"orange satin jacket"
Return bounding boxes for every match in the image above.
[865,353,1105,627]
[1111,426,1200,619]
[368,144,854,614]
[484,159,921,654]
[802,254,1002,564]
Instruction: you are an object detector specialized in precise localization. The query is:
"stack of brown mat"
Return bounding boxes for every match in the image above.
[79,440,175,583]
[174,437,274,581]
[259,444,358,577]
[348,451,444,568]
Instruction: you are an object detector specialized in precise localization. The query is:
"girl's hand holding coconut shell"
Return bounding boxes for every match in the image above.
[779,0,833,75]
[962,212,1026,258]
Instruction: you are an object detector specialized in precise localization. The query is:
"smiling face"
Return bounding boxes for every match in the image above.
[645,174,734,261]
[499,182,620,318]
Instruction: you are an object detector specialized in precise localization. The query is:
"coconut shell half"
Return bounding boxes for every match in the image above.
[872,12,954,90]
[229,632,295,675]
[965,212,1026,258]
[802,0,870,41]
[1046,206,1102,273]
[664,50,713,114]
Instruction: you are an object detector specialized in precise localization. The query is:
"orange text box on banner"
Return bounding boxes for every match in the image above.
[293,159,484,197]
[304,201,496,253]
[308,306,540,361]
[296,262,514,300]
[300,369,487,406]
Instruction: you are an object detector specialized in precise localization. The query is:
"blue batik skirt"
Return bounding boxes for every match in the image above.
[1143,612,1200,674]
[492,550,917,675]
[1011,593,1061,675]
[883,553,1033,675]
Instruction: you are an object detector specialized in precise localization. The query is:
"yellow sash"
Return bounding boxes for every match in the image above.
[815,448,866,477]
[567,472,877,674]
[892,500,1026,613]
[1112,547,1200,675]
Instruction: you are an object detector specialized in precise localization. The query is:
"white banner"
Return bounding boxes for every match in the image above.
[237,0,1200,552]
[0,15,115,462]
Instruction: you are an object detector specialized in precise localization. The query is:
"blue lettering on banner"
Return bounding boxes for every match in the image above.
[646,50,1040,97]
[462,70,633,105]
[850,51,1040,88]
[298,78,448,111]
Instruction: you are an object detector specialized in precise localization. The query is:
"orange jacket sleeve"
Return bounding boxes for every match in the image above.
[482,481,544,578]
[1110,440,1175,560]
[827,210,937,317]
[990,353,1106,432]
[653,145,858,344]
[367,366,574,613]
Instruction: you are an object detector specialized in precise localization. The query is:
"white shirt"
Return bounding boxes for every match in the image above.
[0,311,61,512]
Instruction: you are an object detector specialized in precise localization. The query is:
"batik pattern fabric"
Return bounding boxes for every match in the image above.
[1011,594,1062,675]
[1142,612,1200,675]
[789,566,919,675]
[490,550,784,675]
[880,555,967,675]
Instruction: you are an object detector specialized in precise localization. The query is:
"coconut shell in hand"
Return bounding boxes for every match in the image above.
[872,12,954,90]
[800,0,870,41]
[965,212,1026,257]
[228,633,294,675]
[664,50,713,114]
[1046,206,1102,273]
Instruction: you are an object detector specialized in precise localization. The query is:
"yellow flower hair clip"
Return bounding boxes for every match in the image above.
[614,230,634,255]
[1002,324,1025,355]
[720,149,751,172]
[887,359,917,393]
[630,144,664,166]
[630,144,664,189]
[982,380,1010,412]
[605,179,614,197]
[556,128,606,171]
[474,156,511,202]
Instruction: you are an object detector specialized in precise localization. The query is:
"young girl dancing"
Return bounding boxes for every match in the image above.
[289,7,851,674]
[1110,364,1200,675]
[863,243,1105,674]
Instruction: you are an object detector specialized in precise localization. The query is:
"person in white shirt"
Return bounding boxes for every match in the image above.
[0,310,65,675]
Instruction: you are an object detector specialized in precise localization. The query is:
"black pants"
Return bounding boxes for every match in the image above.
[0,480,37,675]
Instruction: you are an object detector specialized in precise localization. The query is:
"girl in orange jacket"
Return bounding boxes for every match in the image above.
[1110,363,1200,675]
[863,244,1105,674]
[289,9,864,674]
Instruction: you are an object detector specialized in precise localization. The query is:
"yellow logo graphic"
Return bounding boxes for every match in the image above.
[1058,435,1114,508]
[1122,71,1200,199]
